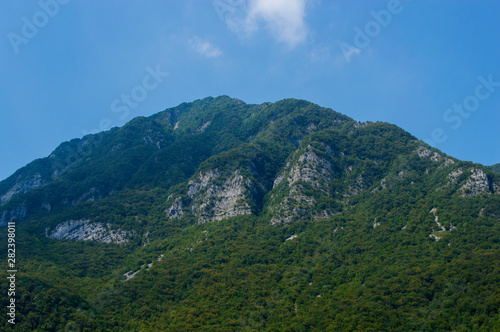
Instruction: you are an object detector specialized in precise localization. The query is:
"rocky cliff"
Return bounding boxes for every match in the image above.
[167,170,257,223]
[46,219,133,244]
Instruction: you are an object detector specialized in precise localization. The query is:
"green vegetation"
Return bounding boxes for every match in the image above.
[0,96,499,331]
[490,163,500,174]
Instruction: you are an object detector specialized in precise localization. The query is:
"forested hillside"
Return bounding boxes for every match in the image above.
[490,163,500,174]
[1,96,499,331]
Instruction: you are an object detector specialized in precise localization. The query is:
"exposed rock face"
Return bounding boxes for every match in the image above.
[445,167,498,197]
[159,108,180,128]
[415,147,441,161]
[170,139,346,226]
[186,170,255,223]
[273,173,285,188]
[199,121,212,133]
[288,146,332,193]
[1,173,47,205]
[47,219,133,243]
[188,170,219,198]
[306,123,317,133]
[460,168,491,197]
[0,205,27,227]
[166,197,184,219]
[447,168,464,185]
[441,158,455,167]
[270,186,317,225]
[269,145,335,225]
[415,146,454,167]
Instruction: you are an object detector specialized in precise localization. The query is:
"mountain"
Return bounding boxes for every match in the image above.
[1,96,499,331]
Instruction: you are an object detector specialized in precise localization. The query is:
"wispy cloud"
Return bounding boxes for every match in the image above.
[189,36,222,57]
[226,0,308,48]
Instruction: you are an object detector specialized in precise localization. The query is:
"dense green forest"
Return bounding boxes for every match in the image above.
[490,163,500,174]
[1,96,499,331]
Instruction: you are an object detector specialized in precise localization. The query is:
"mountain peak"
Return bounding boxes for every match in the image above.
[1,97,499,330]
[1,97,498,227]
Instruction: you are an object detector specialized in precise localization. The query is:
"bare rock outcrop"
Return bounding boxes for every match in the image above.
[0,205,27,227]
[269,145,335,225]
[445,167,498,197]
[460,168,492,197]
[166,197,184,219]
[175,170,257,223]
[46,219,133,243]
[1,173,47,205]
[415,146,454,167]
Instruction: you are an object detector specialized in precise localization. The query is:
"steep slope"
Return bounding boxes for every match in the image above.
[1,96,499,331]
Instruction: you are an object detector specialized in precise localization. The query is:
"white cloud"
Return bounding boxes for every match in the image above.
[225,0,308,48]
[189,36,222,57]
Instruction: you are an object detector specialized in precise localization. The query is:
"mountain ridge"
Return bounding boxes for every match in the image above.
[1,95,499,230]
[0,96,353,224]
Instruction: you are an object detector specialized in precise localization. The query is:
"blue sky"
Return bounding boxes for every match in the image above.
[1,0,499,181]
